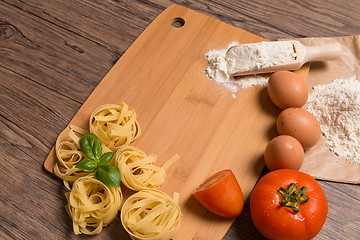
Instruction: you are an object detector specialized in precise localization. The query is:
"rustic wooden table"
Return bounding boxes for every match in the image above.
[1,1,359,239]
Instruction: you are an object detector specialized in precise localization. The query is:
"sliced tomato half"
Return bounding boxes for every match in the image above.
[192,169,244,217]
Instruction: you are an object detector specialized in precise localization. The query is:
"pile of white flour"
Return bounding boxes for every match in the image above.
[307,75,360,163]
[205,42,268,93]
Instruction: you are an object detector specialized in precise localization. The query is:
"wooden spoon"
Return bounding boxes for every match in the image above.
[226,40,342,76]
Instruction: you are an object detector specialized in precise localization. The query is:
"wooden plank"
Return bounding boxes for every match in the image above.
[43,5,309,239]
[0,1,113,103]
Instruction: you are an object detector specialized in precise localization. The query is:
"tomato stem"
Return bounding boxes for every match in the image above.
[278,183,309,213]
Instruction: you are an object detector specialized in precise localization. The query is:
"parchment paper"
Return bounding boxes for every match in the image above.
[295,35,360,184]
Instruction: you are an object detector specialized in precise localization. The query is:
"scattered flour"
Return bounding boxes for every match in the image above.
[205,42,268,93]
[226,41,296,74]
[307,75,360,163]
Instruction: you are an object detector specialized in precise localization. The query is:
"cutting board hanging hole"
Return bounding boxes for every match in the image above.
[171,17,185,28]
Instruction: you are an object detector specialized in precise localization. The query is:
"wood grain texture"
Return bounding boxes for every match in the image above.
[1,1,359,240]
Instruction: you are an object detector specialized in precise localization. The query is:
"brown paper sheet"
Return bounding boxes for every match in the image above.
[295,35,360,184]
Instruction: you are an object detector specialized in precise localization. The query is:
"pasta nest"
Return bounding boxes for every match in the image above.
[65,176,123,235]
[54,125,93,190]
[120,189,181,240]
[89,102,141,152]
[115,146,179,191]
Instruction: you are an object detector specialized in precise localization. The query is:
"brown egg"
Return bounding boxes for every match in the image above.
[267,71,308,109]
[277,107,321,149]
[264,135,304,171]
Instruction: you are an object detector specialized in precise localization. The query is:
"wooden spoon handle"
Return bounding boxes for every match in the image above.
[303,43,342,62]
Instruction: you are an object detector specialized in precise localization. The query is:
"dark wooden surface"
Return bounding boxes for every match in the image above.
[1,0,359,239]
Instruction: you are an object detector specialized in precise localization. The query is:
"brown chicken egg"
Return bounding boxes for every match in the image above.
[277,107,321,149]
[264,135,304,171]
[267,71,308,109]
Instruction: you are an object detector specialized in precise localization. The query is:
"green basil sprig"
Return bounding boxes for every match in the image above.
[76,133,121,188]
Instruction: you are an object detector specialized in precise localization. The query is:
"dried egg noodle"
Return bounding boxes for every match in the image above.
[121,189,181,240]
[54,125,114,189]
[55,125,88,169]
[115,146,179,191]
[89,102,141,152]
[66,176,123,235]
[54,125,91,190]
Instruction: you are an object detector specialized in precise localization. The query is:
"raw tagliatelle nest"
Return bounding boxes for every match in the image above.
[121,189,181,240]
[115,146,179,191]
[54,125,92,190]
[66,176,123,235]
[89,102,141,152]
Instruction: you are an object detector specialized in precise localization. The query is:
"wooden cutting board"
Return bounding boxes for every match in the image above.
[44,4,309,239]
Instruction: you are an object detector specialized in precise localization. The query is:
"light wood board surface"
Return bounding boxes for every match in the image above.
[43,5,309,239]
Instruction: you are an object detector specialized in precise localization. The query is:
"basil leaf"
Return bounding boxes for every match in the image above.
[95,165,121,188]
[79,133,102,160]
[77,133,121,187]
[99,152,114,166]
[75,159,98,172]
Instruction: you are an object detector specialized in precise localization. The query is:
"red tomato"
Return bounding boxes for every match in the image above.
[250,169,328,240]
[192,169,244,217]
